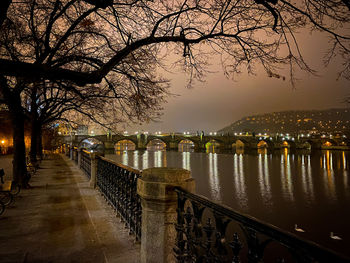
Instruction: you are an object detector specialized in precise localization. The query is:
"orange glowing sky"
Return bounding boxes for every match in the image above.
[127,29,349,133]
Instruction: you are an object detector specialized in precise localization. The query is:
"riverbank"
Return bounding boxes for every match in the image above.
[0,154,140,262]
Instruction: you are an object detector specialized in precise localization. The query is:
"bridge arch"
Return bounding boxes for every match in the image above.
[178,139,195,152]
[114,139,136,151]
[146,138,167,150]
[205,139,221,153]
[78,137,105,153]
[281,139,296,149]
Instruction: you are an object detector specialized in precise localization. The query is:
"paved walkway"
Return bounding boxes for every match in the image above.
[0,154,140,263]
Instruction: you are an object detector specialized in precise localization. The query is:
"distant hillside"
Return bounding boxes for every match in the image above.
[218,108,350,135]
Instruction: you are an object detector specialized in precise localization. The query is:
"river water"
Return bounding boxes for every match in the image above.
[105,149,350,256]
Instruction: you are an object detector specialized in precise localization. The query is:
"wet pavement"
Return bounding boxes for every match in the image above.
[0,154,140,263]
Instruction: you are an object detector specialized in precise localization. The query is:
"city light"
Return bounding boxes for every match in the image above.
[135,131,138,134]
[209,132,213,135]
[124,131,128,134]
[1,140,4,144]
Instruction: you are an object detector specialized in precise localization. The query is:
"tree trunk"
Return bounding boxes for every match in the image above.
[0,76,29,188]
[11,110,30,187]
[37,126,43,160]
[29,86,38,163]
[30,119,38,163]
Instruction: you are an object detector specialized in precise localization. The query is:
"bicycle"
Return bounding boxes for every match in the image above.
[0,169,15,206]
[0,168,21,196]
[0,200,5,216]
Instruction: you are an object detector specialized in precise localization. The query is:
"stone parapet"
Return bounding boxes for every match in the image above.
[137,168,195,263]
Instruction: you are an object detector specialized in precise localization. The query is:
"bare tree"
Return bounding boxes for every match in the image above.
[0,0,349,186]
[0,0,349,84]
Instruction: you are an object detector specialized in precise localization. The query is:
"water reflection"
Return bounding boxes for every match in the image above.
[233,153,247,209]
[300,155,314,203]
[106,149,350,256]
[122,151,128,166]
[280,148,294,202]
[182,152,191,170]
[258,153,271,206]
[133,150,139,169]
[208,153,221,201]
[323,151,335,200]
[153,151,164,167]
[142,151,149,169]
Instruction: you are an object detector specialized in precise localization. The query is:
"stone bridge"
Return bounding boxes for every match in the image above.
[58,133,350,154]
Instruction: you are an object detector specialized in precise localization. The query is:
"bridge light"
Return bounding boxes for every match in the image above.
[270,137,273,140]
[258,133,261,136]
[144,131,148,135]
[301,134,304,137]
[214,132,217,135]
[239,132,242,135]
[187,132,190,135]
[234,133,237,136]
[209,132,213,135]
[135,131,138,134]
[183,132,186,135]
[292,138,295,141]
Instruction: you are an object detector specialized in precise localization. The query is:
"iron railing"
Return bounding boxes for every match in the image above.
[80,150,91,179]
[174,188,349,263]
[65,146,70,157]
[73,148,78,164]
[96,156,142,241]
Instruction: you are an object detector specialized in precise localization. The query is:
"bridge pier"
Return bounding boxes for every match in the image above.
[104,141,115,154]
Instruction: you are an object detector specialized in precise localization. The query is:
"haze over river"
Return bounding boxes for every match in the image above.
[105,149,350,256]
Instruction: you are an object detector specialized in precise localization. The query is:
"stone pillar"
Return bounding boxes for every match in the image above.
[89,153,97,188]
[137,168,195,263]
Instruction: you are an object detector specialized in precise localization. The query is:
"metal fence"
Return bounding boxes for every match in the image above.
[80,150,91,179]
[96,156,142,241]
[73,148,78,164]
[174,188,349,263]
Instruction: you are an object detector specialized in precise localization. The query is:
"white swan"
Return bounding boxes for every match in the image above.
[294,224,305,233]
[330,232,342,240]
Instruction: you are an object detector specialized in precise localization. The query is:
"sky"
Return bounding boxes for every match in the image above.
[127,29,349,134]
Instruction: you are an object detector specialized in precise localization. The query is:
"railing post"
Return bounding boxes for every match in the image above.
[78,149,82,167]
[137,168,195,263]
[90,153,97,188]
